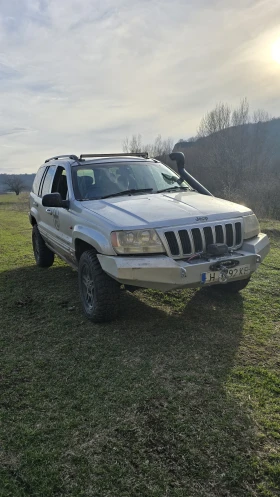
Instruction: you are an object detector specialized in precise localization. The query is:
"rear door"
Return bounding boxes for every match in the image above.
[30,165,48,224]
[36,165,57,242]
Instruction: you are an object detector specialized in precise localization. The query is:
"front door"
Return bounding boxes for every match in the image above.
[39,166,73,260]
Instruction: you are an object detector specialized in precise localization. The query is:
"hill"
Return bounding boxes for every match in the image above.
[174,117,280,160]
[172,118,280,219]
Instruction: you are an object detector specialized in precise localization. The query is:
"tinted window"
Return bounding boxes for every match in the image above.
[52,166,68,200]
[72,161,191,200]
[41,166,56,197]
[32,167,46,196]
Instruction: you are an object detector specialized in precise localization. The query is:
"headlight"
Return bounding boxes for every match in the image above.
[243,213,260,239]
[111,229,165,254]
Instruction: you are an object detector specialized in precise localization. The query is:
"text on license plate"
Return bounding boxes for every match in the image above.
[201,264,251,284]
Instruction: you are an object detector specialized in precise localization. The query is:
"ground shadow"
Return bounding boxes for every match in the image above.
[0,265,264,497]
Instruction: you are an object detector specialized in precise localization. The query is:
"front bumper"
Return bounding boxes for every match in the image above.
[97,233,270,291]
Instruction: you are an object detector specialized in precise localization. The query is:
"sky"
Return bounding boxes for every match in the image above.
[1,0,280,173]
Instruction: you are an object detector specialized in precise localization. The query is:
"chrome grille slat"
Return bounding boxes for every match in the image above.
[212,225,216,244]
[188,230,195,254]
[200,228,206,252]
[174,231,183,257]
[161,219,243,259]
[233,224,236,247]
[221,224,226,244]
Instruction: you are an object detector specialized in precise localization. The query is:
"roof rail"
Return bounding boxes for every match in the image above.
[45,154,80,163]
[79,152,149,160]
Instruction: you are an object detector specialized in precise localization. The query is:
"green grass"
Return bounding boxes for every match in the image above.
[0,193,279,497]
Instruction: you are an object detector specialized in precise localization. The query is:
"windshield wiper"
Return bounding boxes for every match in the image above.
[157,186,191,193]
[101,188,154,199]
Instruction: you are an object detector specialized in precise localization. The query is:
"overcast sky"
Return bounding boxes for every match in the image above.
[1,0,280,173]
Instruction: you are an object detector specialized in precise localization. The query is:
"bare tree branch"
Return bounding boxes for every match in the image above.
[122,134,143,153]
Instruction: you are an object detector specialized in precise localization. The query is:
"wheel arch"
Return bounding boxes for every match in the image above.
[29,214,37,226]
[75,238,97,262]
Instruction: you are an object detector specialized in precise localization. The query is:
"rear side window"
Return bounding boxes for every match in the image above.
[32,167,46,196]
[41,166,56,197]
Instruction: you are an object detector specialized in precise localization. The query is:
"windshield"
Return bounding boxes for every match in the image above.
[72,161,193,200]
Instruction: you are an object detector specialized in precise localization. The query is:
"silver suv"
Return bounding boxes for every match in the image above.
[29,152,270,322]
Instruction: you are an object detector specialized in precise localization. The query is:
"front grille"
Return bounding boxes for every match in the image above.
[225,224,234,247]
[203,226,214,247]
[163,220,243,258]
[192,228,203,252]
[165,231,180,256]
[215,225,224,243]
[235,222,242,245]
[178,230,192,254]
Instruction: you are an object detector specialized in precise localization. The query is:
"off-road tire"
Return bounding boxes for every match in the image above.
[78,249,120,323]
[213,277,251,293]
[32,225,54,268]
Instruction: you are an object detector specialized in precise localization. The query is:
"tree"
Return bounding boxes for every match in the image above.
[180,98,278,218]
[5,175,26,195]
[252,109,271,123]
[231,97,250,126]
[122,134,174,159]
[197,98,250,137]
[123,134,143,154]
[146,135,174,158]
[197,102,231,137]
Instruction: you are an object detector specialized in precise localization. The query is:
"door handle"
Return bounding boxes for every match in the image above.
[46,208,52,215]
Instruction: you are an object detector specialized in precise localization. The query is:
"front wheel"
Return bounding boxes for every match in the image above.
[78,250,120,323]
[32,225,54,268]
[213,277,251,293]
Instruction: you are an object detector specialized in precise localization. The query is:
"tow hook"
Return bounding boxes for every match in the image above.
[218,265,229,283]
[256,254,261,264]
[180,268,187,278]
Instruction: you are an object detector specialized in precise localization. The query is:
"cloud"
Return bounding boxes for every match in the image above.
[0,127,33,136]
[0,0,280,172]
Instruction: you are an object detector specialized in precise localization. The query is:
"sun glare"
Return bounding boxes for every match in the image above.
[271,38,280,64]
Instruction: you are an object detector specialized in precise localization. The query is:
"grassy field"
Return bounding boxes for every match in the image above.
[0,193,279,497]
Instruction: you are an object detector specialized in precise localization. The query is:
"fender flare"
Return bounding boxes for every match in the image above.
[72,225,114,256]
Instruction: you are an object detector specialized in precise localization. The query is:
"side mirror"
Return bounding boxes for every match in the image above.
[42,193,69,208]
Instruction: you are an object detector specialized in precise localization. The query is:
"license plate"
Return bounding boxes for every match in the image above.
[201,264,251,284]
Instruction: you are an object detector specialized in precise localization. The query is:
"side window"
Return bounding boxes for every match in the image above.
[52,166,68,200]
[41,166,56,197]
[32,167,46,196]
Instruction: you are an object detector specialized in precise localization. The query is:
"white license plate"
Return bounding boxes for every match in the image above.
[201,264,251,284]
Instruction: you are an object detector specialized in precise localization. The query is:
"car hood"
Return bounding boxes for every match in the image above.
[82,192,252,229]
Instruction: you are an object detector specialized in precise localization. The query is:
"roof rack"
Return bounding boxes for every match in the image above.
[79,152,149,160]
[45,154,79,163]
